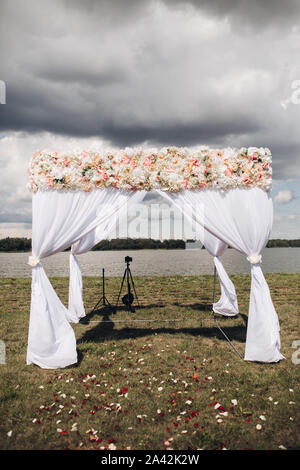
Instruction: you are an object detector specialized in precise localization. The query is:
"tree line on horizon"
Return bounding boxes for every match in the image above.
[0,237,299,252]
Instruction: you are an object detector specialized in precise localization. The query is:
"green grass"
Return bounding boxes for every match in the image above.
[0,274,299,450]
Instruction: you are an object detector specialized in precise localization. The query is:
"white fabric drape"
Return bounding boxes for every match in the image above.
[28,188,144,369]
[28,186,282,368]
[68,190,146,320]
[166,187,283,362]
[158,191,239,316]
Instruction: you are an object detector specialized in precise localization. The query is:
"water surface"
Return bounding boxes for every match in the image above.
[0,247,299,278]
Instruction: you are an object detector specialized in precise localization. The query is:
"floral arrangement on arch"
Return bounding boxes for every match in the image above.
[28,146,272,193]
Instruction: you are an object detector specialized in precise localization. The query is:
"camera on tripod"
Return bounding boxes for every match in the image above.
[116,255,139,311]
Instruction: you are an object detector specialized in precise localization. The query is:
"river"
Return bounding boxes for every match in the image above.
[0,247,299,277]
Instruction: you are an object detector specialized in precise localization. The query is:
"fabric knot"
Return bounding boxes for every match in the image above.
[247,253,262,265]
[28,256,40,267]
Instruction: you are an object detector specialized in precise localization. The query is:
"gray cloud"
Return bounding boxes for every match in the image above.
[0,0,300,232]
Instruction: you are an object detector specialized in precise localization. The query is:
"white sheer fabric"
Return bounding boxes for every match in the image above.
[166,187,283,362]
[68,190,146,320]
[28,186,282,369]
[158,191,239,316]
[28,188,144,369]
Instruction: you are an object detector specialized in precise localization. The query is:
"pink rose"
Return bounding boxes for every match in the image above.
[142,157,152,167]
[46,177,54,188]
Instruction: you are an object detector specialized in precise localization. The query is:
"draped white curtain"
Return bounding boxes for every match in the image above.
[158,191,239,316]
[28,186,283,369]
[28,188,145,369]
[165,187,284,362]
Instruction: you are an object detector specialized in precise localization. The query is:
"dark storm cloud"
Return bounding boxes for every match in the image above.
[0,0,300,184]
[172,0,300,29]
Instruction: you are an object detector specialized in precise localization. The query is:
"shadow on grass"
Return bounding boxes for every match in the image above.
[77,306,247,348]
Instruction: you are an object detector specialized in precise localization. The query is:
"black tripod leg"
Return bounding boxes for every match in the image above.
[116,268,127,308]
[129,269,140,307]
[90,297,102,314]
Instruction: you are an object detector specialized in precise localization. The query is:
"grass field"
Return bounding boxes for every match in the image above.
[0,273,299,450]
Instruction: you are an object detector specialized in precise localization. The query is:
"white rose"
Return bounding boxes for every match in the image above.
[247,147,258,156]
[247,253,262,264]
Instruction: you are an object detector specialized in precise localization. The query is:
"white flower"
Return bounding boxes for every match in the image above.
[247,253,262,265]
[28,255,40,267]
[247,147,259,155]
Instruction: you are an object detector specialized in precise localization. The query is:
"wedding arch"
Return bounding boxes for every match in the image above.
[26,146,284,369]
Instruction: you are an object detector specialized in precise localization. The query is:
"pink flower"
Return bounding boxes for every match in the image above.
[120,156,131,165]
[142,157,152,167]
[225,168,232,177]
[46,177,54,188]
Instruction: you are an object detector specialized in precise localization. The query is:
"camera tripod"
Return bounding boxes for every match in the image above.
[90,268,115,314]
[116,257,140,312]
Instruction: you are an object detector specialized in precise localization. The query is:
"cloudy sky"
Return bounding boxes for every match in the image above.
[0,0,299,239]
